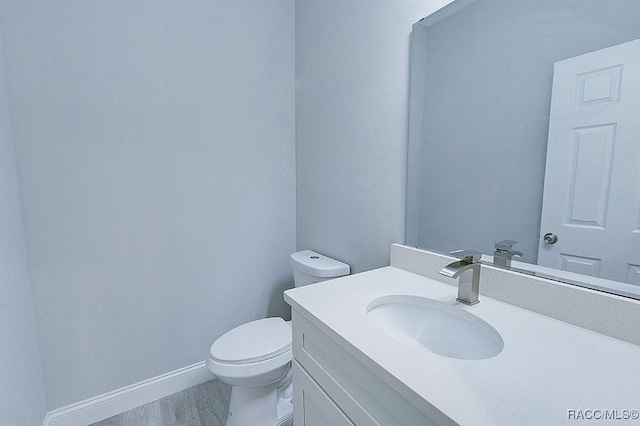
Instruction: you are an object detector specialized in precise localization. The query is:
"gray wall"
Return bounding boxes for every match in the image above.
[0,30,47,425]
[295,0,453,273]
[0,0,295,409]
[414,0,640,262]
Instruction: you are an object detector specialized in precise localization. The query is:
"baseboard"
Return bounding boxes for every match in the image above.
[43,361,214,426]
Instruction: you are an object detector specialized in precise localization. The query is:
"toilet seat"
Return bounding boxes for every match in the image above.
[210,317,292,364]
[207,318,293,387]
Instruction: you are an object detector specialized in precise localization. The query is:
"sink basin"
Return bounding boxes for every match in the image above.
[367,295,504,360]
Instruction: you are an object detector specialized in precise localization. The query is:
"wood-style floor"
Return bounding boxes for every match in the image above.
[88,379,231,426]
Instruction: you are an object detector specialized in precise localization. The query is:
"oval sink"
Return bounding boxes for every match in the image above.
[367,295,504,360]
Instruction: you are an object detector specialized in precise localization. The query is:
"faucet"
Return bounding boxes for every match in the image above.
[439,250,481,306]
[493,240,523,268]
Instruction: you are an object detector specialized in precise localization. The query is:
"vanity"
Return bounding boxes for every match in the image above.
[284,245,640,426]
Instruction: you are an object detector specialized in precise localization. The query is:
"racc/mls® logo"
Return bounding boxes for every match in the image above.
[567,409,639,421]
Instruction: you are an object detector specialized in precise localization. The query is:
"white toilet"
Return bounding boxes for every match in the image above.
[206,250,350,426]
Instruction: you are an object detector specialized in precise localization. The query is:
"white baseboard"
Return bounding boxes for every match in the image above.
[43,361,214,426]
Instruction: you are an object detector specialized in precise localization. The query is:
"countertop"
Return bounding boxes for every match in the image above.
[284,266,640,425]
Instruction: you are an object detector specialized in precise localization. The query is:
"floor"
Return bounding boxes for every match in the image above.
[89,379,232,426]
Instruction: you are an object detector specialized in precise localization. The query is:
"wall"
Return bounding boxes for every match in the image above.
[413,0,640,261]
[295,0,453,273]
[0,0,295,409]
[0,28,47,425]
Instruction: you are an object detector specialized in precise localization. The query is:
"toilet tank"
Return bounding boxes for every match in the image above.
[290,250,350,287]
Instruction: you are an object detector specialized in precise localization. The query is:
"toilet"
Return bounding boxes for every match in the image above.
[206,250,350,426]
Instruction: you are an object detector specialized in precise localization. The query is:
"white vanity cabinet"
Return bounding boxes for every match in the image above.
[285,249,640,426]
[291,310,444,426]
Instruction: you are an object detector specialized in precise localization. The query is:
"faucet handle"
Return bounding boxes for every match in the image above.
[495,240,518,251]
[448,250,481,264]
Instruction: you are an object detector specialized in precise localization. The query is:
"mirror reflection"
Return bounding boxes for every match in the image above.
[406,0,640,298]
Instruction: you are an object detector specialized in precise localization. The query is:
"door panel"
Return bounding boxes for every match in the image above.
[538,39,640,284]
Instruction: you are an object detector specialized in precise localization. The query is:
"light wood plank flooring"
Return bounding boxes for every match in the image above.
[89,379,231,426]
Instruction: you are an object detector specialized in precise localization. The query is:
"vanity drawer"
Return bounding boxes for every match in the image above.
[293,360,356,426]
[292,310,443,426]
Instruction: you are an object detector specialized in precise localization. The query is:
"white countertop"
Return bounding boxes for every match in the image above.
[284,266,640,426]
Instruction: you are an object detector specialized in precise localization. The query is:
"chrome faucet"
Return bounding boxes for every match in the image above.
[493,240,523,268]
[439,250,481,306]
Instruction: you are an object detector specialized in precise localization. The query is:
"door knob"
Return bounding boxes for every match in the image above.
[543,233,558,244]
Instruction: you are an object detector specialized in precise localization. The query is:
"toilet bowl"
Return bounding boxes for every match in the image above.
[207,250,350,426]
[207,318,293,426]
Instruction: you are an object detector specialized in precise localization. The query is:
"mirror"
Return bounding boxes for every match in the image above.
[406,0,640,299]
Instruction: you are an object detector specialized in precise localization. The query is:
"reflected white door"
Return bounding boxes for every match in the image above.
[538,39,640,284]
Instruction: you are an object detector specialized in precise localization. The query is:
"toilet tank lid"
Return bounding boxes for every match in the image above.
[290,250,350,278]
